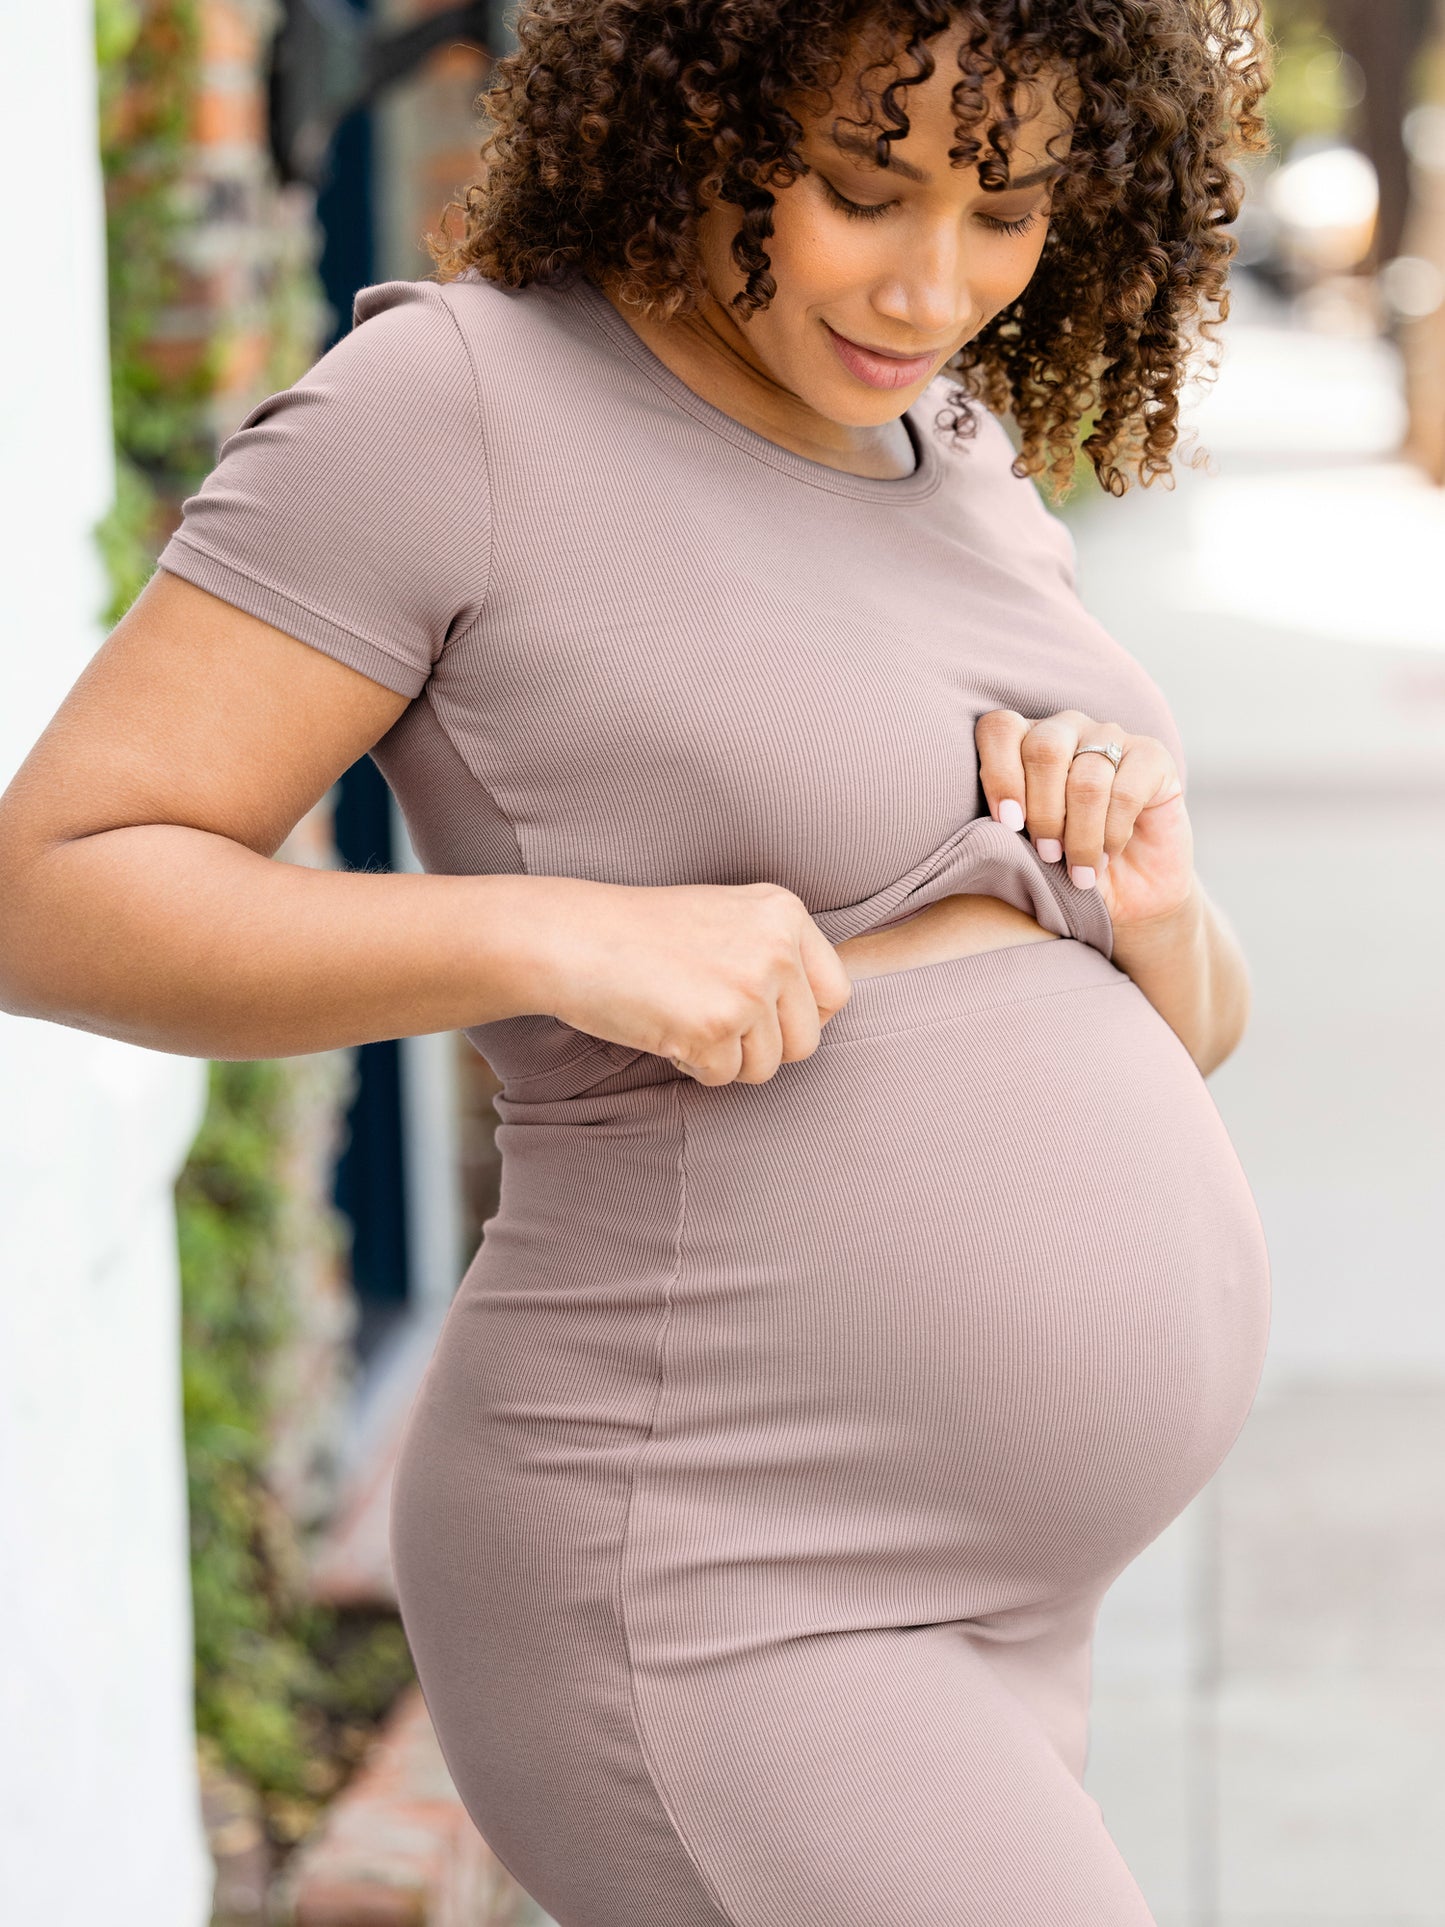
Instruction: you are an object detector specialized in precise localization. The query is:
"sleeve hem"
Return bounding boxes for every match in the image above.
[155,536,430,699]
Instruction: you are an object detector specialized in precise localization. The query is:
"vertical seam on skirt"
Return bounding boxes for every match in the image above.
[615,1081,742,1927]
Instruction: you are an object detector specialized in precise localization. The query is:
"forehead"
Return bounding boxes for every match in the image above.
[804,19,1077,166]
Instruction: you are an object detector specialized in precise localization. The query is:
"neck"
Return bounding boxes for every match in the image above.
[589,271,920,481]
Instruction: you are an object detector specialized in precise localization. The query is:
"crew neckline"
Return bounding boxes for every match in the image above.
[564,271,946,504]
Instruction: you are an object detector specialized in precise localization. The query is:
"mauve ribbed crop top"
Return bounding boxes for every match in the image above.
[155,268,1187,1078]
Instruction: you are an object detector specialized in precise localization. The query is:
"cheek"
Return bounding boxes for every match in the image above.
[753,210,867,338]
[981,231,1051,306]
[770,177,896,282]
[767,194,851,281]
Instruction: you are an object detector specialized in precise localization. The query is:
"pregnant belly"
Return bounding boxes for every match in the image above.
[628,934,1273,1635]
[834,888,1061,981]
[465,930,1271,1660]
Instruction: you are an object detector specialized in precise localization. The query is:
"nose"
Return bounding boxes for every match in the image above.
[868,232,969,344]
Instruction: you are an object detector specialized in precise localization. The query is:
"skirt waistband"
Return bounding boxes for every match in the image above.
[488,935,1129,1106]
[817,934,1127,1050]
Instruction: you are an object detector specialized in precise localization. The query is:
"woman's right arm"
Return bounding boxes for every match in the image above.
[0,282,846,1074]
[0,570,848,1074]
[0,569,571,1059]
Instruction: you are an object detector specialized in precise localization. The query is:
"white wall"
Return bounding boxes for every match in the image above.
[0,6,212,1923]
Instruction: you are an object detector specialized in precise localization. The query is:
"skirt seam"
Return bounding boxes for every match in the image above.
[615,1081,741,1927]
[822,967,1134,1053]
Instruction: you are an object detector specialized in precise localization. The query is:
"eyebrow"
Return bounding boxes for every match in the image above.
[827,127,1066,191]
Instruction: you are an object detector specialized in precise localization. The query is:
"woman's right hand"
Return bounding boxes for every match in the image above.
[528,878,854,1086]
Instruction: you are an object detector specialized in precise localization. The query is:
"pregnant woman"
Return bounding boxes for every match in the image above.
[0,2,1274,1921]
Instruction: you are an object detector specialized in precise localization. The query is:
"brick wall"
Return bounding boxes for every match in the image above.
[178,0,330,442]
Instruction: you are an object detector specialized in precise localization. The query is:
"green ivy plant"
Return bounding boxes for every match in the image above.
[93,0,218,624]
[92,0,414,1855]
[177,1060,414,1835]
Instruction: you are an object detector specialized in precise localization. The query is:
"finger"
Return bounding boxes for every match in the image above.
[736,1004,786,1085]
[1061,723,1129,886]
[684,1030,745,1087]
[973,708,1031,832]
[797,919,853,1025]
[1019,712,1084,863]
[1101,741,1172,860]
[773,962,825,1064]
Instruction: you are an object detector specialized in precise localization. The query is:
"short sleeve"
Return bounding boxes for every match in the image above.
[155,279,492,698]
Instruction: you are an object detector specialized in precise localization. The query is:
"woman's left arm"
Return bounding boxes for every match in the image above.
[975,706,1252,1079]
[1108,878,1252,1078]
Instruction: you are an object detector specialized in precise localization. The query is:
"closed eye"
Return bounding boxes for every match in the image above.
[978,209,1040,237]
[820,177,893,222]
[819,176,1041,238]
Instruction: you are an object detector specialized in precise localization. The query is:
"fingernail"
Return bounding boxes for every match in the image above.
[1037,837,1063,862]
[1098,850,1110,872]
[1071,864,1096,890]
[998,797,1026,832]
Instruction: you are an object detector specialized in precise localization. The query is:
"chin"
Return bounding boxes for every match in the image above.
[817,378,930,421]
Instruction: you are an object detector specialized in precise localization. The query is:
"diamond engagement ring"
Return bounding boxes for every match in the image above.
[1072,740,1124,770]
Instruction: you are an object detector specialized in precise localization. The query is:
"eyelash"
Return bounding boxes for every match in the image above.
[820,177,1039,236]
[980,209,1039,237]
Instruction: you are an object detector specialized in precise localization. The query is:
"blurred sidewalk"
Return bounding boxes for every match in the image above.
[1074,271,1445,1925]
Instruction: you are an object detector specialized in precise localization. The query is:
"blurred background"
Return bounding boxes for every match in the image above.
[0,3,1442,1923]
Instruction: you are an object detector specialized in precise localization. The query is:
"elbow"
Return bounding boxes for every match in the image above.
[0,973,50,1023]
[0,868,52,1021]
[0,951,74,1034]
[1201,972,1252,1080]
[0,846,106,1032]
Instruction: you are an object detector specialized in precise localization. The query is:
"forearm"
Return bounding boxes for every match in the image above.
[1108,877,1250,1078]
[0,823,567,1060]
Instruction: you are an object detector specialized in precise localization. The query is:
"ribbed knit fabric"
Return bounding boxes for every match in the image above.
[157,269,1272,1926]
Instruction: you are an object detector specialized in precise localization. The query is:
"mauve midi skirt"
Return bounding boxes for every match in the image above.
[388,934,1272,1926]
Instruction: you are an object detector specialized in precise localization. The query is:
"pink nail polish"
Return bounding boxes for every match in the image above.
[998,798,1026,832]
[1037,838,1063,862]
[1071,864,1096,890]
[1098,850,1110,871]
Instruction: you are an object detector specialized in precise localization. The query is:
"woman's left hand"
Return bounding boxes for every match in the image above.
[975,707,1195,929]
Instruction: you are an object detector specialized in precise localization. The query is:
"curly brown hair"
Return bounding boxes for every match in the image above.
[425,1,1273,498]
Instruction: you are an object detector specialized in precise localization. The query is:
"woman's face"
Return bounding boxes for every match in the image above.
[694,24,1077,433]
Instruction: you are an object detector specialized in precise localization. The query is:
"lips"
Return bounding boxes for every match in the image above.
[824,321,941,391]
